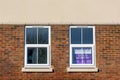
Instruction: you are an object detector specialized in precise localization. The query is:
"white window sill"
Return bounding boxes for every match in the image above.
[22,67,53,72]
[67,67,98,72]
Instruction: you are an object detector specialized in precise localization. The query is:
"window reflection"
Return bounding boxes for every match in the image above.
[38,28,48,44]
[38,48,47,64]
[27,48,37,64]
[26,28,37,44]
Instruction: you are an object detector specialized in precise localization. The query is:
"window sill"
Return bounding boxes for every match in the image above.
[67,67,98,72]
[22,67,53,72]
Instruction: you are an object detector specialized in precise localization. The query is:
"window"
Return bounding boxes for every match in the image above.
[24,26,51,69]
[68,26,98,72]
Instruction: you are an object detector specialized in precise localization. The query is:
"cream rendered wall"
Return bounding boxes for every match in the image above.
[0,0,120,24]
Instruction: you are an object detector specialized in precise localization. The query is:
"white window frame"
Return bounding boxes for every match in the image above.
[69,26,96,68]
[24,26,51,68]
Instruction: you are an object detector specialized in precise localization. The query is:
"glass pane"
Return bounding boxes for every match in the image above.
[27,48,37,64]
[26,28,37,44]
[72,47,92,64]
[38,48,47,64]
[71,28,81,44]
[83,28,93,44]
[38,28,48,44]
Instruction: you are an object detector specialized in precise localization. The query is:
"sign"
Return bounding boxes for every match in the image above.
[73,47,92,64]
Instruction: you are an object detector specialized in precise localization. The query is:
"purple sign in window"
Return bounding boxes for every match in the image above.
[72,47,92,64]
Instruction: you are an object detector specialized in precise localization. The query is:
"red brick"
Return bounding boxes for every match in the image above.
[0,25,120,80]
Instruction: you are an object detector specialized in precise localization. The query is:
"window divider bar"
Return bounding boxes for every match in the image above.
[25,44,49,47]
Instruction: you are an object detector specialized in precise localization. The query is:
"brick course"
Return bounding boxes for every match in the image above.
[0,25,120,80]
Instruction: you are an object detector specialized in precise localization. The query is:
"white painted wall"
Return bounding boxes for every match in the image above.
[0,0,120,24]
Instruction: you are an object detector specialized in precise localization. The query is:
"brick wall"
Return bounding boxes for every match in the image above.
[0,25,120,80]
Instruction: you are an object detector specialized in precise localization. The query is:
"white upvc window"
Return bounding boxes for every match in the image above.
[69,26,97,70]
[24,26,51,68]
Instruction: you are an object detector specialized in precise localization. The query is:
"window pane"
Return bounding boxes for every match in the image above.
[27,48,37,64]
[72,47,92,64]
[83,28,93,44]
[38,28,48,44]
[38,48,47,64]
[71,28,81,44]
[26,28,37,44]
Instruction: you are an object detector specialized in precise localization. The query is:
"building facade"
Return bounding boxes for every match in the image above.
[0,25,120,80]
